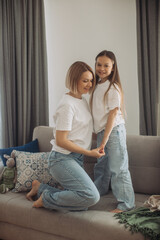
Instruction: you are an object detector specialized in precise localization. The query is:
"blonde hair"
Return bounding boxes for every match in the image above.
[65,61,95,94]
[90,50,125,117]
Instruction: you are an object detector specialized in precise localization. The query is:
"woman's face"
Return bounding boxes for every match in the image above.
[95,56,114,80]
[77,71,93,97]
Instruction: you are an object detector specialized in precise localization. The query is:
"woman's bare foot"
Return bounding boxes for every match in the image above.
[26,180,40,201]
[110,208,123,213]
[33,195,43,208]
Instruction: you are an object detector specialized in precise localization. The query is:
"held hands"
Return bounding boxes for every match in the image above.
[89,144,105,158]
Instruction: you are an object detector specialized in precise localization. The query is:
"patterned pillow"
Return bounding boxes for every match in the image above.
[12,150,57,192]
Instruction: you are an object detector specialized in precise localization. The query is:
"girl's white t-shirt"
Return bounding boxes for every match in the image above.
[92,80,125,134]
[51,94,93,154]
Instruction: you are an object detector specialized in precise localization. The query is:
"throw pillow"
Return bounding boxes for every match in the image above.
[0,139,39,166]
[12,150,57,192]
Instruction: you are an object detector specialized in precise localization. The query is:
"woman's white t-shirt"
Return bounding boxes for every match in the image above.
[92,80,124,134]
[51,94,93,154]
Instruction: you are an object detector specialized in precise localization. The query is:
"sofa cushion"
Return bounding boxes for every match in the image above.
[13,150,57,192]
[0,139,39,166]
[0,191,149,240]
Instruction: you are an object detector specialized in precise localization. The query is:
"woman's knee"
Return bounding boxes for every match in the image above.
[85,188,100,207]
[92,190,100,205]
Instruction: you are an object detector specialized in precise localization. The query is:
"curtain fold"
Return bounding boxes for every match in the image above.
[157,1,160,136]
[0,0,49,148]
[136,0,159,135]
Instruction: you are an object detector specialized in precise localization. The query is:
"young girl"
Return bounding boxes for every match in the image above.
[91,50,135,213]
[26,61,105,211]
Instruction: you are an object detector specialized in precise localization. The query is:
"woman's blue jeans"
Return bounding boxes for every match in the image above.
[94,124,135,210]
[37,152,100,211]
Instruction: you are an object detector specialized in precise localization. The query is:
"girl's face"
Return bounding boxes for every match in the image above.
[77,71,93,97]
[95,56,114,81]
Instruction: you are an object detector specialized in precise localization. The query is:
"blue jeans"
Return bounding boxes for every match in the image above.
[37,151,100,211]
[94,124,135,210]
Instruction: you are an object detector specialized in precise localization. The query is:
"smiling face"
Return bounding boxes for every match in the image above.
[77,71,93,97]
[95,56,114,81]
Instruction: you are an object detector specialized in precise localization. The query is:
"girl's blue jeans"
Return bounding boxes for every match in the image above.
[94,124,135,210]
[37,151,100,211]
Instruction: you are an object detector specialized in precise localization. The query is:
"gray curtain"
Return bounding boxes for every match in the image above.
[157,1,160,135]
[136,0,159,135]
[0,0,49,148]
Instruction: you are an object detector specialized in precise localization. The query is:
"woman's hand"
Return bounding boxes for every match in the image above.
[56,130,105,158]
[89,144,105,158]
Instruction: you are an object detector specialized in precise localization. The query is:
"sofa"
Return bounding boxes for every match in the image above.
[0,125,159,240]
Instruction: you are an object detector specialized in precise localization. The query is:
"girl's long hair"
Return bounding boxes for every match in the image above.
[90,50,125,117]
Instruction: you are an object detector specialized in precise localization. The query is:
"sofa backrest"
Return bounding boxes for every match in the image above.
[33,126,53,152]
[127,135,160,195]
[33,126,160,195]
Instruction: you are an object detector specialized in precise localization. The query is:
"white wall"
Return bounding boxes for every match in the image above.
[44,0,139,134]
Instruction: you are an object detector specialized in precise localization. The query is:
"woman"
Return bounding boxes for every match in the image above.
[26,61,105,211]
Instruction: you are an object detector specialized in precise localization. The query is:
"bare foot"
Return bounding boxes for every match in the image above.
[33,195,43,208]
[110,208,123,213]
[26,180,40,201]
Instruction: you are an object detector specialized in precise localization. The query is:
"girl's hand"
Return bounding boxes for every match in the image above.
[98,144,105,154]
[101,137,109,147]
